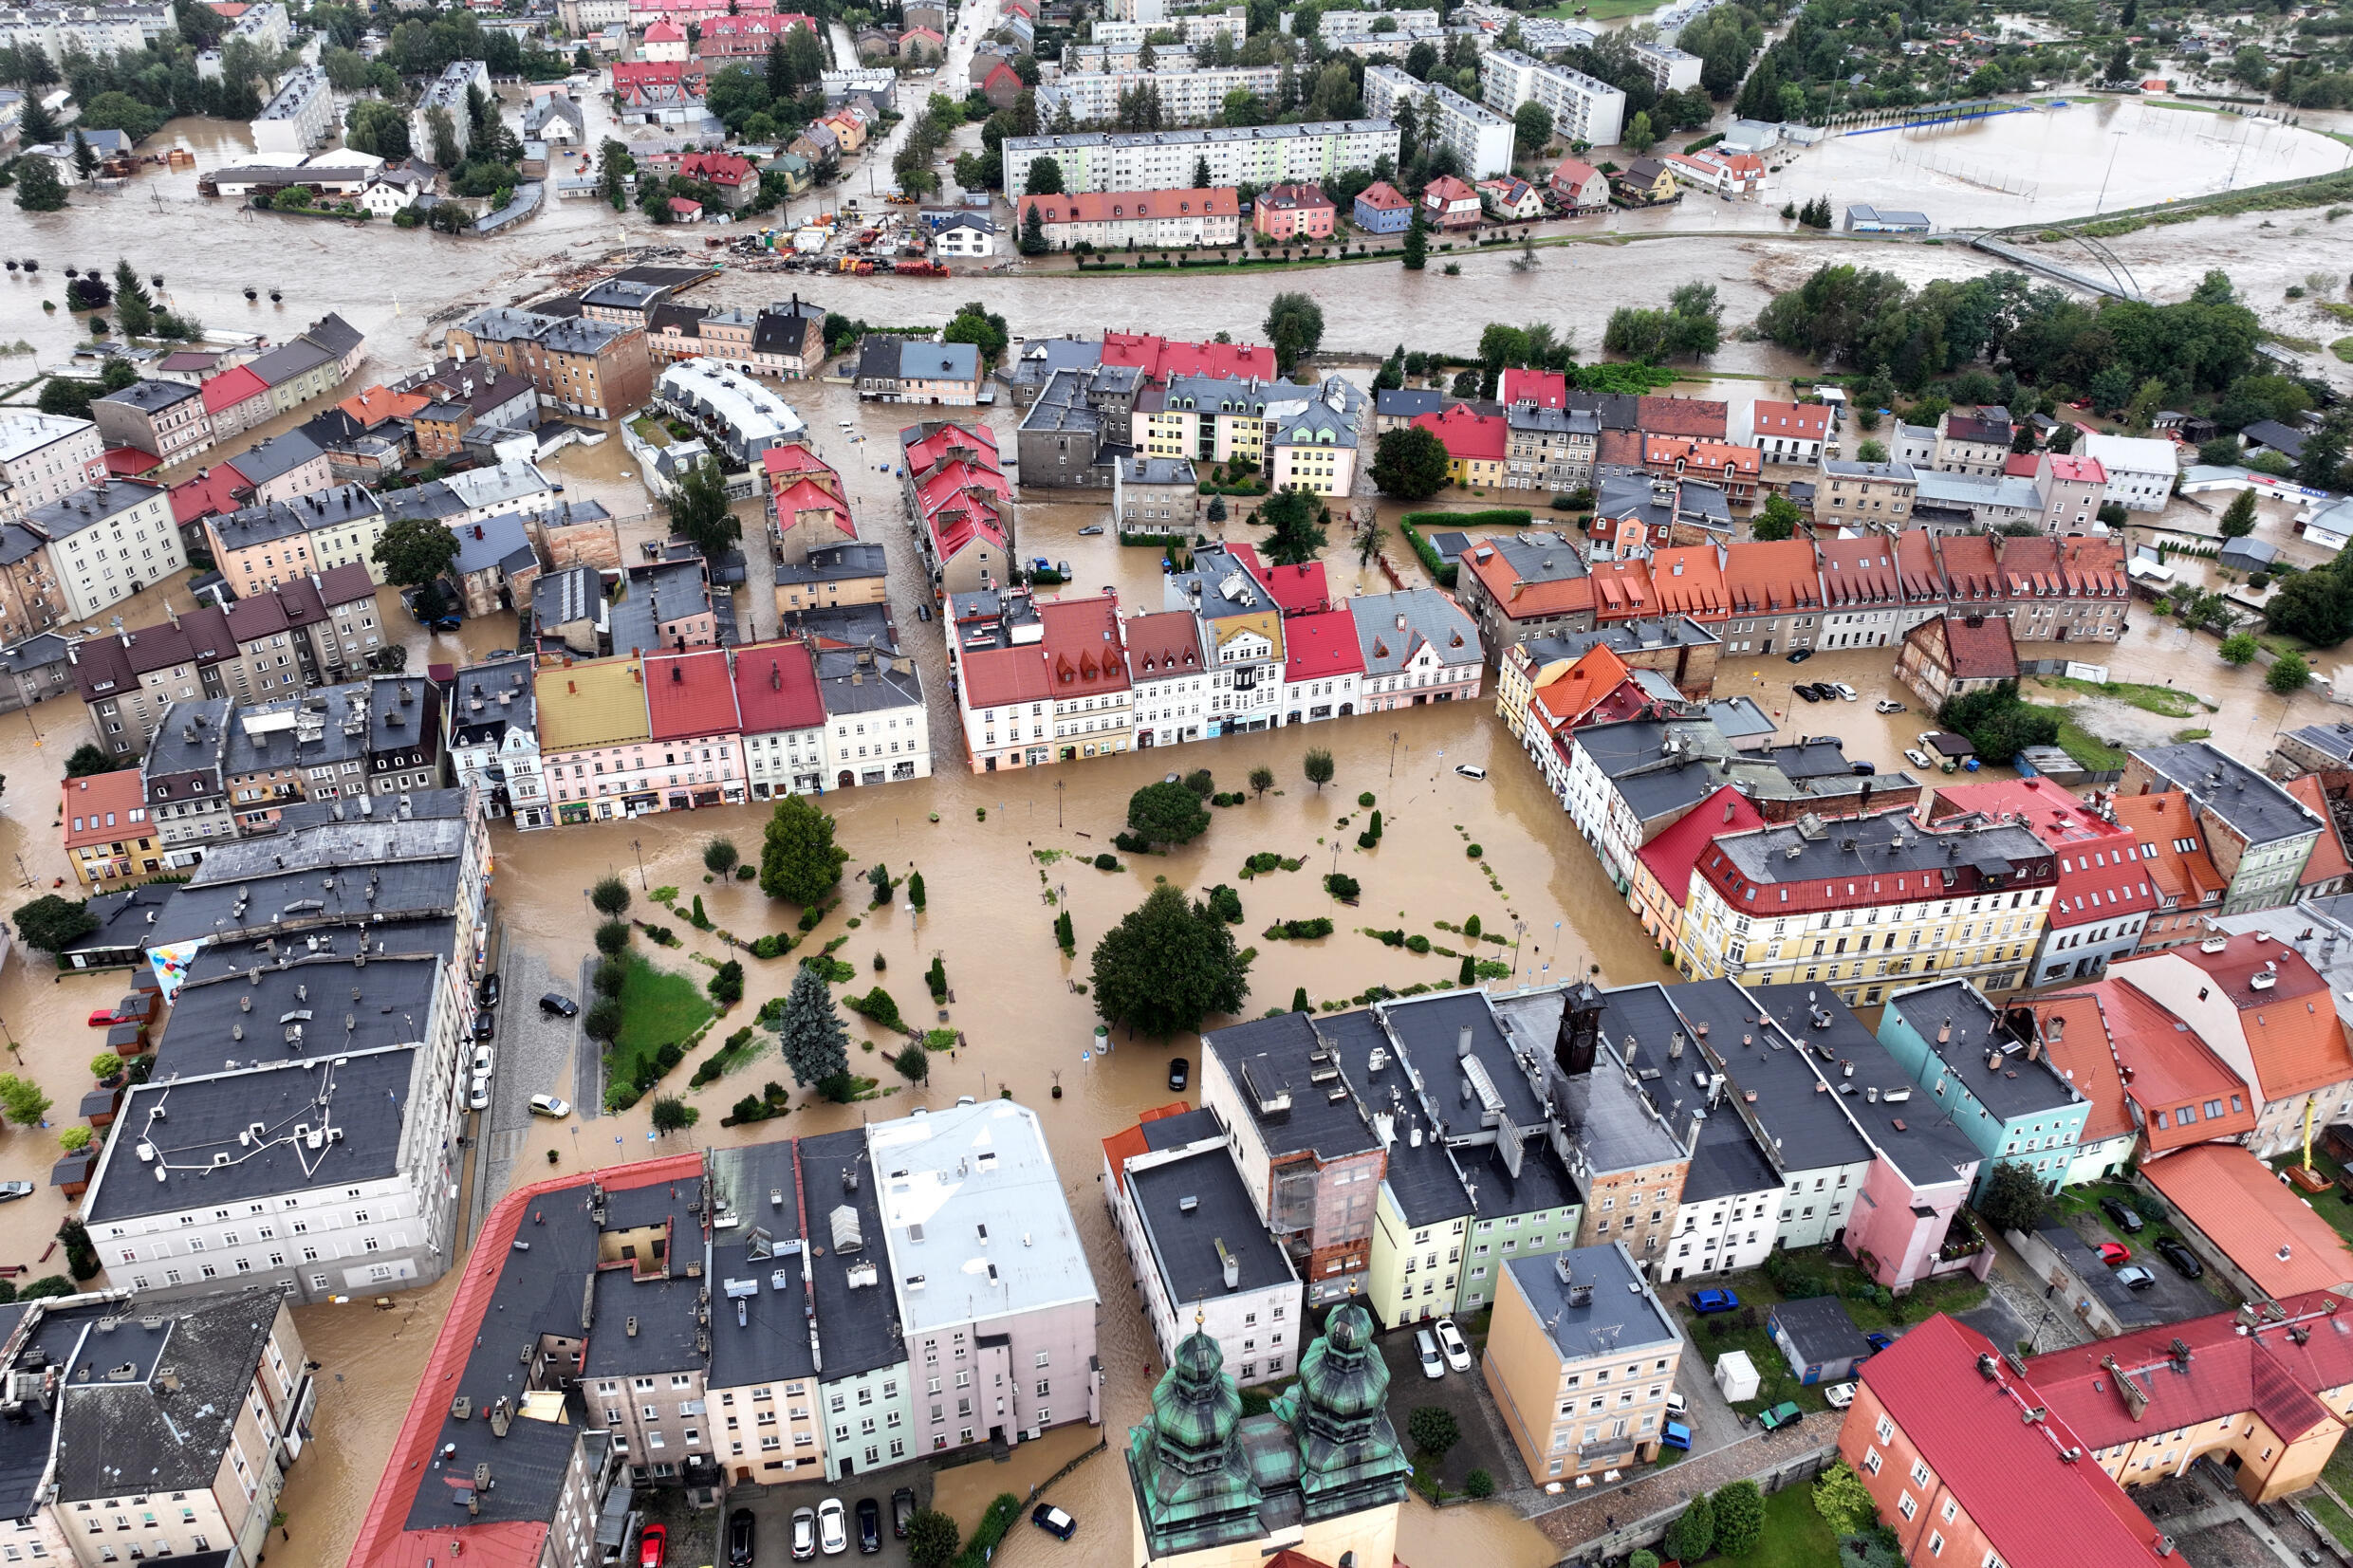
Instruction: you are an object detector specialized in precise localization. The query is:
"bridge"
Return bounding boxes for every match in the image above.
[1963,226,2144,301]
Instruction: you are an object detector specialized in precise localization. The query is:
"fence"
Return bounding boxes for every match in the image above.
[1550,1443,1838,1566]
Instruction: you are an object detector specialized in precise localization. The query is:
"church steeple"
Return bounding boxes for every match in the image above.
[1274,1301,1412,1521]
[1127,1326,1264,1554]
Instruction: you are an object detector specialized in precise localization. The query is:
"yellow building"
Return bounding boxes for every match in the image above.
[1366,1185,1467,1331]
[61,768,158,889]
[535,657,659,824]
[1482,1244,1684,1483]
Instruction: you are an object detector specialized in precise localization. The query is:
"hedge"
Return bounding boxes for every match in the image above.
[954,1496,1023,1568]
[1395,508,1534,587]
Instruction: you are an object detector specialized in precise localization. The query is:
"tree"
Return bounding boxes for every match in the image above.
[776,962,850,1088]
[347,98,412,161]
[64,743,115,779]
[1019,199,1047,255]
[1264,291,1325,371]
[1752,492,1804,542]
[590,876,631,918]
[904,1509,960,1568]
[68,128,95,180]
[1855,438,1889,464]
[1401,210,1427,271]
[1089,884,1251,1037]
[708,960,744,1006]
[0,1074,51,1128]
[596,919,633,955]
[892,1041,930,1082]
[760,794,848,904]
[12,895,95,953]
[1304,748,1334,791]
[1249,766,1274,798]
[1624,109,1655,154]
[112,258,152,340]
[944,301,1010,368]
[373,513,462,589]
[1464,1469,1494,1499]
[1713,1481,1766,1556]
[1368,426,1452,500]
[18,93,59,145]
[2219,632,2261,665]
[2219,489,2258,539]
[1663,1494,1714,1563]
[650,1095,699,1134]
[16,1277,73,1301]
[1406,1405,1460,1459]
[1025,156,1065,195]
[1814,1462,1881,1536]
[1512,100,1552,157]
[1629,1555,1661,1568]
[1128,780,1212,846]
[704,838,740,876]
[2270,653,2312,695]
[908,872,926,911]
[14,157,65,212]
[2299,414,2348,492]
[1258,489,1325,566]
[670,456,740,563]
[425,103,460,167]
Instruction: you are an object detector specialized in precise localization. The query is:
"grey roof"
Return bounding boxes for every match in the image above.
[147,813,469,947]
[1771,1294,1871,1363]
[1704,697,1776,743]
[2218,538,2281,572]
[1911,469,2039,514]
[1380,991,1547,1131]
[213,484,382,552]
[2129,740,2325,849]
[1130,1148,1295,1307]
[1669,979,1872,1173]
[1350,588,1480,676]
[866,1098,1096,1336]
[1374,388,1444,420]
[2282,723,2353,767]
[450,511,537,576]
[1548,982,1700,1176]
[0,630,72,675]
[1139,1105,1224,1153]
[451,655,538,747]
[174,917,457,992]
[224,680,374,780]
[796,1128,904,1380]
[49,1289,288,1500]
[855,336,902,381]
[1473,530,1587,585]
[1165,544,1280,619]
[1503,1245,1680,1364]
[155,950,438,1079]
[368,676,438,757]
[247,336,334,387]
[28,479,166,539]
[2241,419,2307,459]
[1117,453,1196,486]
[707,1139,819,1388]
[142,696,233,786]
[1204,1010,1381,1164]
[1529,618,1720,663]
[1321,1007,1469,1228]
[0,1300,54,1518]
[1008,336,1103,393]
[1508,403,1601,436]
[98,378,201,415]
[898,341,980,383]
[535,563,603,627]
[87,1046,417,1222]
[226,430,325,488]
[786,601,900,655]
[1003,120,1392,157]
[380,480,470,525]
[581,277,669,312]
[1714,803,2048,887]
[1822,459,1918,482]
[814,646,922,716]
[774,542,888,590]
[1748,984,1979,1188]
[1882,979,2082,1123]
[584,1270,706,1377]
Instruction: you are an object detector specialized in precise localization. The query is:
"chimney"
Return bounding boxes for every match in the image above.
[1216,1237,1239,1291]
[1555,980,1603,1078]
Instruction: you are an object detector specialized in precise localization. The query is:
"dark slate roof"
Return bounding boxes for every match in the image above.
[1140,1106,1223,1153]
[1882,979,2081,1122]
[796,1128,904,1379]
[451,655,537,747]
[1503,1245,1679,1362]
[1749,985,1980,1189]
[708,1139,818,1388]
[1380,990,1547,1131]
[154,951,438,1079]
[0,1300,51,1519]
[1130,1149,1295,1306]
[1374,388,1444,420]
[1320,1006,1467,1228]
[2241,419,2307,459]
[1770,1293,1872,1363]
[1202,1011,1380,1163]
[584,1271,706,1378]
[1668,979,1872,1173]
[50,1289,287,1499]
[855,336,903,381]
[225,430,325,488]
[98,378,201,415]
[813,647,921,717]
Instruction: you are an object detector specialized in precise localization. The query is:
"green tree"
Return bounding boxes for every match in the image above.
[1249,766,1274,798]
[1815,1462,1881,1536]
[1512,100,1552,156]
[14,157,66,212]
[373,512,462,589]
[1304,748,1334,791]
[669,456,740,563]
[0,1073,52,1128]
[1019,199,1047,255]
[1629,1555,1660,1568]
[708,960,745,1006]
[64,743,115,779]
[2219,632,2261,665]
[58,1125,92,1153]
[650,1095,699,1134]
[776,962,850,1089]
[2219,488,2259,539]
[1975,1161,2049,1233]
[1258,489,1325,566]
[1624,109,1655,154]
[16,1277,74,1301]
[1663,1494,1714,1563]
[908,872,926,911]
[425,103,460,167]
[595,919,633,955]
[904,1509,960,1568]
[588,876,630,919]
[1464,1469,1494,1499]
[1713,1481,1765,1555]
[1401,210,1427,270]
[18,93,59,146]
[1089,884,1251,1037]
[112,258,153,339]
[892,1041,931,1082]
[1128,780,1212,845]
[1856,438,1889,464]
[2299,414,2348,492]
[704,838,739,875]
[1752,492,1805,542]
[943,300,1010,367]
[2270,652,2312,694]
[1406,1405,1460,1458]
[1369,426,1453,500]
[1264,291,1325,371]
[760,793,848,905]
[1025,156,1065,194]
[12,895,95,953]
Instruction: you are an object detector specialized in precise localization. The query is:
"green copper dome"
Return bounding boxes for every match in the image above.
[1281,1302,1412,1522]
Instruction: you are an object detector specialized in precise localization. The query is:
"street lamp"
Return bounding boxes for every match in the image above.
[1511,919,1528,977]
[1388,730,1399,778]
[2093,128,2128,214]
[630,839,647,889]
[1054,778,1065,828]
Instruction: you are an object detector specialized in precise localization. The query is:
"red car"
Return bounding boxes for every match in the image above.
[2097,1241,2131,1266]
[639,1524,665,1568]
[87,1008,126,1028]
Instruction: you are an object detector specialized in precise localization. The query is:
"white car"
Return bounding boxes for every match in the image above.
[1454,764,1487,781]
[817,1498,847,1556]
[1415,1328,1444,1379]
[1824,1381,1858,1409]
[470,1044,494,1079]
[1831,682,1858,701]
[1664,1390,1689,1420]
[528,1094,571,1118]
[1434,1317,1472,1374]
[467,1081,491,1112]
[1904,747,1935,770]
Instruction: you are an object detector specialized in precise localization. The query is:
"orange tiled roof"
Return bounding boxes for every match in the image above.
[2286,776,2352,891]
[2165,931,2353,1102]
[1459,542,1593,622]
[2140,1143,2353,1299]
[2111,792,2227,913]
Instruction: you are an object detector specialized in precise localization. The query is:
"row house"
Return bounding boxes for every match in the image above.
[1742,399,1829,465]
[446,306,655,419]
[2122,740,2325,915]
[1717,538,1824,656]
[1504,403,1601,493]
[1588,470,1732,562]
[1126,610,1211,748]
[140,696,235,862]
[205,483,383,595]
[1815,535,1902,650]
[1411,403,1507,489]
[223,681,376,832]
[2114,791,2229,951]
[1262,378,1365,499]
[1815,458,1917,529]
[1279,607,1362,725]
[1014,185,1243,250]
[60,766,157,889]
[444,653,548,827]
[1641,435,1760,507]
[1353,588,1483,711]
[0,410,104,524]
[29,479,186,618]
[733,636,827,799]
[93,379,213,463]
[642,645,746,811]
[1455,531,1595,653]
[1932,403,2013,475]
[1169,545,1285,735]
[953,593,1132,772]
[901,421,1013,594]
[1923,776,2158,985]
[1876,979,2091,1199]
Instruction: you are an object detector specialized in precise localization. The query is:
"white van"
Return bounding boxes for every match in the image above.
[1454,764,1487,781]
[1415,1329,1444,1379]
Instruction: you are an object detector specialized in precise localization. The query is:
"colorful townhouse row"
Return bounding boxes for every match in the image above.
[88,313,366,470]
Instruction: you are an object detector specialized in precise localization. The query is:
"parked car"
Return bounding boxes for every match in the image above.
[1824,1381,1857,1409]
[2116,1264,2158,1291]
[1874,699,1907,714]
[1850,761,1877,777]
[1904,747,1935,769]
[86,1008,126,1028]
[730,1508,757,1567]
[856,1498,880,1555]
[1659,1420,1693,1451]
[539,992,580,1018]
[477,972,501,1008]
[1415,1328,1444,1378]
[1689,1288,1740,1315]
[1794,683,1822,703]
[0,1182,33,1202]
[1865,1331,1896,1354]
[2100,1196,2145,1233]
[1663,1390,1688,1420]
[1757,1401,1805,1430]
[2097,1241,2131,1266]
[1454,764,1487,780]
[639,1524,666,1568]
[891,1488,916,1540]
[1029,1504,1077,1541]
[471,1044,494,1079]
[1167,1056,1189,1091]
[1435,1317,1472,1373]
[2156,1236,2205,1278]
[790,1506,815,1562]
[1786,649,1814,664]
[1078,525,1104,536]
[1831,682,1858,700]
[818,1498,846,1556]
[472,1012,497,1041]
[468,1081,491,1112]
[528,1094,571,1118]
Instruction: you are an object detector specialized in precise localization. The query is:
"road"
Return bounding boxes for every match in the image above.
[855,0,1005,193]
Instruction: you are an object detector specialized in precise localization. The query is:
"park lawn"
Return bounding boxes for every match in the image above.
[1533,0,1657,16]
[614,952,714,1080]
[1712,1483,1841,1568]
[2029,675,2211,718]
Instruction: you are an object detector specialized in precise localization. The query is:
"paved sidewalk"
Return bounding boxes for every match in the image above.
[1529,1427,1832,1562]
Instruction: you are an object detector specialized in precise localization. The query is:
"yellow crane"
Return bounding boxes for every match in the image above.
[2288,1095,2334,1192]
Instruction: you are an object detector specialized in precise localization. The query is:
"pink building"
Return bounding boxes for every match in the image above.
[1252,181,1336,240]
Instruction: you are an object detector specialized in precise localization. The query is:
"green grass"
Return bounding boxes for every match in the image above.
[2308,1490,2353,1554]
[2029,675,2212,718]
[2334,336,2353,364]
[2267,1146,2353,1246]
[1671,1262,1987,1417]
[629,416,671,448]
[2054,718,2128,772]
[613,952,714,1078]
[1712,1483,1842,1568]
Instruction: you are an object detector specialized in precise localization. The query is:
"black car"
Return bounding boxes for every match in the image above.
[856,1498,881,1555]
[891,1488,915,1540]
[1787,649,1814,664]
[727,1508,755,1568]
[2100,1196,2145,1234]
[2156,1236,2205,1278]
[472,1012,496,1041]
[476,971,501,1008]
[1168,1056,1190,1091]
[540,992,581,1019]
[1794,684,1822,703]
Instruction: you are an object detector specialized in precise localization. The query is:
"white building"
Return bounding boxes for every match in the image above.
[1263,377,1366,498]
[2079,432,2178,513]
[28,479,186,618]
[734,638,829,800]
[1351,588,1484,710]
[1631,40,1702,92]
[440,460,558,526]
[1125,610,1209,749]
[223,0,288,49]
[250,64,336,156]
[1318,6,1438,39]
[1038,65,1282,125]
[358,167,425,215]
[444,655,548,827]
[411,58,491,165]
[0,410,103,524]
[931,212,998,257]
[1362,66,1514,179]
[1090,7,1243,48]
[1107,1123,1305,1387]
[0,1,171,64]
[1002,120,1399,199]
[816,643,930,787]
[1478,47,1628,148]
[656,358,808,465]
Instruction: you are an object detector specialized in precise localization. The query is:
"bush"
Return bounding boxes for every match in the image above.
[750,932,795,959]
[1183,768,1214,797]
[1205,884,1244,923]
[1466,843,1482,858]
[1814,1462,1881,1537]
[1663,1494,1714,1562]
[927,955,949,1001]
[1407,1405,1460,1458]
[848,987,903,1029]
[58,1125,92,1153]
[590,876,630,917]
[1464,1469,1494,1500]
[656,1042,685,1071]
[604,1082,641,1113]
[1325,873,1361,900]
[584,996,622,1041]
[1357,791,1376,807]
[1405,934,1431,953]
[1263,917,1335,940]
[593,960,626,998]
[708,959,745,1006]
[1093,852,1121,871]
[595,918,632,955]
[1054,910,1075,952]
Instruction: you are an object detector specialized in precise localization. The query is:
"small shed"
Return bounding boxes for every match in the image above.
[1768,1295,1874,1385]
[1714,1348,1759,1403]
[2218,537,2282,578]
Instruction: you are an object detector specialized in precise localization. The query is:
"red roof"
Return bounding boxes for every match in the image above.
[981,58,1020,89]
[1100,330,1273,382]
[1529,643,1636,732]
[1637,785,1764,908]
[1420,175,1476,207]
[2003,452,2041,478]
[2288,775,2353,891]
[1939,533,2000,600]
[1548,156,1603,189]
[1722,539,1821,613]
[917,460,1011,561]
[1226,544,1328,615]
[643,17,684,38]
[1817,536,1899,606]
[667,195,702,215]
[340,386,429,428]
[642,645,739,740]
[732,637,824,733]
[1100,1102,1195,1192]
[678,150,754,188]
[771,477,854,539]
[1852,1314,2174,1566]
[1501,368,1567,409]
[1748,399,1829,440]
[900,420,997,476]
[959,595,1129,710]
[199,364,269,415]
[345,1153,707,1568]
[1354,179,1409,211]
[1925,776,2155,930]
[1643,434,1760,481]
[101,447,159,479]
[1636,395,1728,439]
[61,769,150,851]
[1412,402,1506,461]
[1281,607,1364,681]
[2154,931,2353,1102]
[2048,452,2107,484]
[1125,611,1204,680]
[170,466,243,524]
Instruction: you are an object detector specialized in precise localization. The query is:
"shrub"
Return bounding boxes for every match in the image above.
[1325,873,1361,900]
[848,987,903,1029]
[604,1082,642,1113]
[1205,884,1245,923]
[1093,852,1121,871]
[708,959,745,1006]
[1357,791,1376,808]
[584,996,622,1041]
[1466,843,1482,858]
[58,1125,92,1153]
[927,955,949,1001]
[749,932,794,959]
[1464,913,1482,939]
[1407,1405,1460,1458]
[1183,768,1214,797]
[656,1042,686,1072]
[1263,917,1335,940]
[1054,910,1075,953]
[595,918,632,955]
[1405,934,1431,953]
[1464,1469,1494,1500]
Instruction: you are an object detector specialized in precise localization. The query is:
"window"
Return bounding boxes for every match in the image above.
[1911,1460,1932,1487]
[1899,1493,1918,1521]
